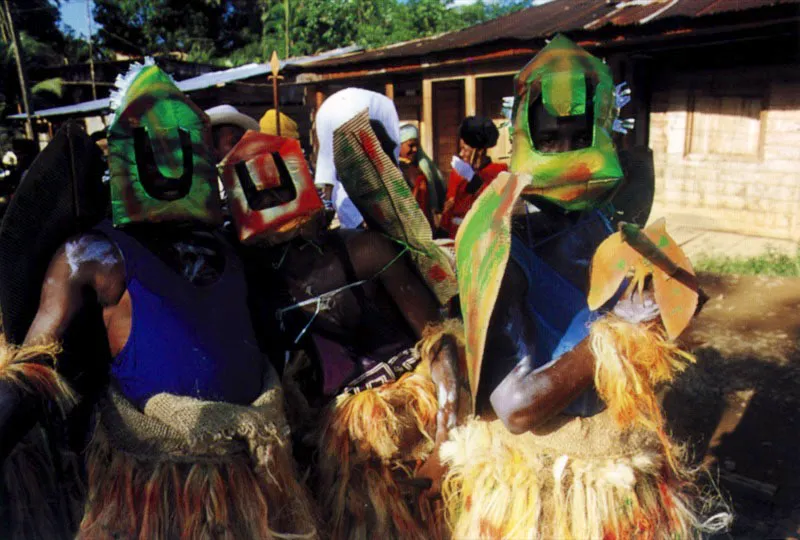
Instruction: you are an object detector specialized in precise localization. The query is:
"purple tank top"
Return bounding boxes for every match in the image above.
[95,221,264,409]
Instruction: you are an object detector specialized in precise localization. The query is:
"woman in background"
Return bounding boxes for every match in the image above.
[439,116,507,238]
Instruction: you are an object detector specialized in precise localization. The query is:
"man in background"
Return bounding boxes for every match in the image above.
[206,104,259,161]
[314,88,401,229]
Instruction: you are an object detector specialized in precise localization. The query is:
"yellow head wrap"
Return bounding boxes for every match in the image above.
[259,109,299,139]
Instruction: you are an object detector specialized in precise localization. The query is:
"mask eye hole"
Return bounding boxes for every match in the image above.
[528,78,595,154]
[234,152,297,211]
[133,126,194,201]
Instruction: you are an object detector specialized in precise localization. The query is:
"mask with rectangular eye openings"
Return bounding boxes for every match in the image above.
[107,60,222,227]
[510,34,623,211]
[220,131,324,245]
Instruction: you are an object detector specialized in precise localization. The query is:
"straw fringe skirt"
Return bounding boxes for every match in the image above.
[0,336,81,540]
[78,387,319,540]
[284,323,467,539]
[440,414,702,540]
[439,315,730,539]
[316,363,446,540]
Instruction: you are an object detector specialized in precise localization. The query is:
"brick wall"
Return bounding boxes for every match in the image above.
[650,65,800,241]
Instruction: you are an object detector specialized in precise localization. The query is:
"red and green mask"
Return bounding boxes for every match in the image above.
[510,34,623,211]
[220,131,323,245]
[107,63,221,226]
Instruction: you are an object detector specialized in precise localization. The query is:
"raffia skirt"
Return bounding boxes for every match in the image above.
[314,352,447,540]
[78,385,318,540]
[438,315,731,540]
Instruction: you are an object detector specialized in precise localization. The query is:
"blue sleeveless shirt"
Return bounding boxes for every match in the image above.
[96,221,264,410]
[509,210,615,417]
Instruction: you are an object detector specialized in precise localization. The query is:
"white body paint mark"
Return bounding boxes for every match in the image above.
[437,384,448,405]
[65,237,119,276]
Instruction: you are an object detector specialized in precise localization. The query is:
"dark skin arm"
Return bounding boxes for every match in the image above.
[0,236,124,461]
[347,232,461,493]
[487,261,595,435]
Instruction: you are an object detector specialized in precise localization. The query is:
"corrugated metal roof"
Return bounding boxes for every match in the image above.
[304,0,800,69]
[10,45,361,120]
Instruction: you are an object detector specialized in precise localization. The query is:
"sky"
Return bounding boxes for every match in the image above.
[58,0,96,38]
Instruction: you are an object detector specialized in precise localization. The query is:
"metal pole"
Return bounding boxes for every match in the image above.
[3,0,33,139]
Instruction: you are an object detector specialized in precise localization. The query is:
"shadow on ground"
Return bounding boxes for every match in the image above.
[664,348,800,538]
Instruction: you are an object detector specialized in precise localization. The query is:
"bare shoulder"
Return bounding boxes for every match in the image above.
[61,233,122,276]
[46,233,124,300]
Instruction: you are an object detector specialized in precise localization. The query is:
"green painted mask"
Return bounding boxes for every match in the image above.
[510,34,623,211]
[107,63,221,226]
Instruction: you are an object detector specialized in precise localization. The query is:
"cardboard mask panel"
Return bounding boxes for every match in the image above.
[220,130,323,245]
[107,64,221,226]
[510,34,623,211]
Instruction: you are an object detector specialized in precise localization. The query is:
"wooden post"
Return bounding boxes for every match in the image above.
[315,89,324,110]
[3,0,33,139]
[86,0,97,100]
[421,79,433,159]
[464,75,476,117]
[284,0,290,58]
[269,51,282,137]
[384,82,394,101]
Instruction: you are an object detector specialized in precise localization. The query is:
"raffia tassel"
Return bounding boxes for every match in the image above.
[0,333,75,414]
[317,371,444,540]
[322,371,438,465]
[589,314,695,475]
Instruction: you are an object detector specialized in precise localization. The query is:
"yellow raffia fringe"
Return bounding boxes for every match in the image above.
[0,333,75,413]
[440,418,709,540]
[589,315,695,474]
[318,370,440,540]
[416,319,466,363]
[317,328,465,540]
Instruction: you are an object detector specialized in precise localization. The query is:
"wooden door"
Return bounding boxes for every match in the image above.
[433,80,465,178]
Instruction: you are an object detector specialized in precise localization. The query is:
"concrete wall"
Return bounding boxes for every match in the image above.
[650,64,800,241]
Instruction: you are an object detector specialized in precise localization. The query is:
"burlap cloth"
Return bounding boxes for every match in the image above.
[96,383,290,463]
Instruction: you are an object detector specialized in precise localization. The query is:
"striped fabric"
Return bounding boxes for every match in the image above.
[333,109,458,306]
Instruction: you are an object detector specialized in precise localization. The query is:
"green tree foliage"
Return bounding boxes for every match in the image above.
[0,0,79,140]
[92,0,529,65]
[93,0,226,59]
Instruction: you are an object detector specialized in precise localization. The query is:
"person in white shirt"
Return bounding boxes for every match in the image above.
[313,88,401,229]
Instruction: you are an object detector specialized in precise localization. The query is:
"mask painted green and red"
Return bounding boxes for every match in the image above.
[510,34,623,211]
[107,64,221,226]
[220,131,323,245]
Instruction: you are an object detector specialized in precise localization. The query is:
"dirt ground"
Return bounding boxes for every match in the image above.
[665,272,800,539]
